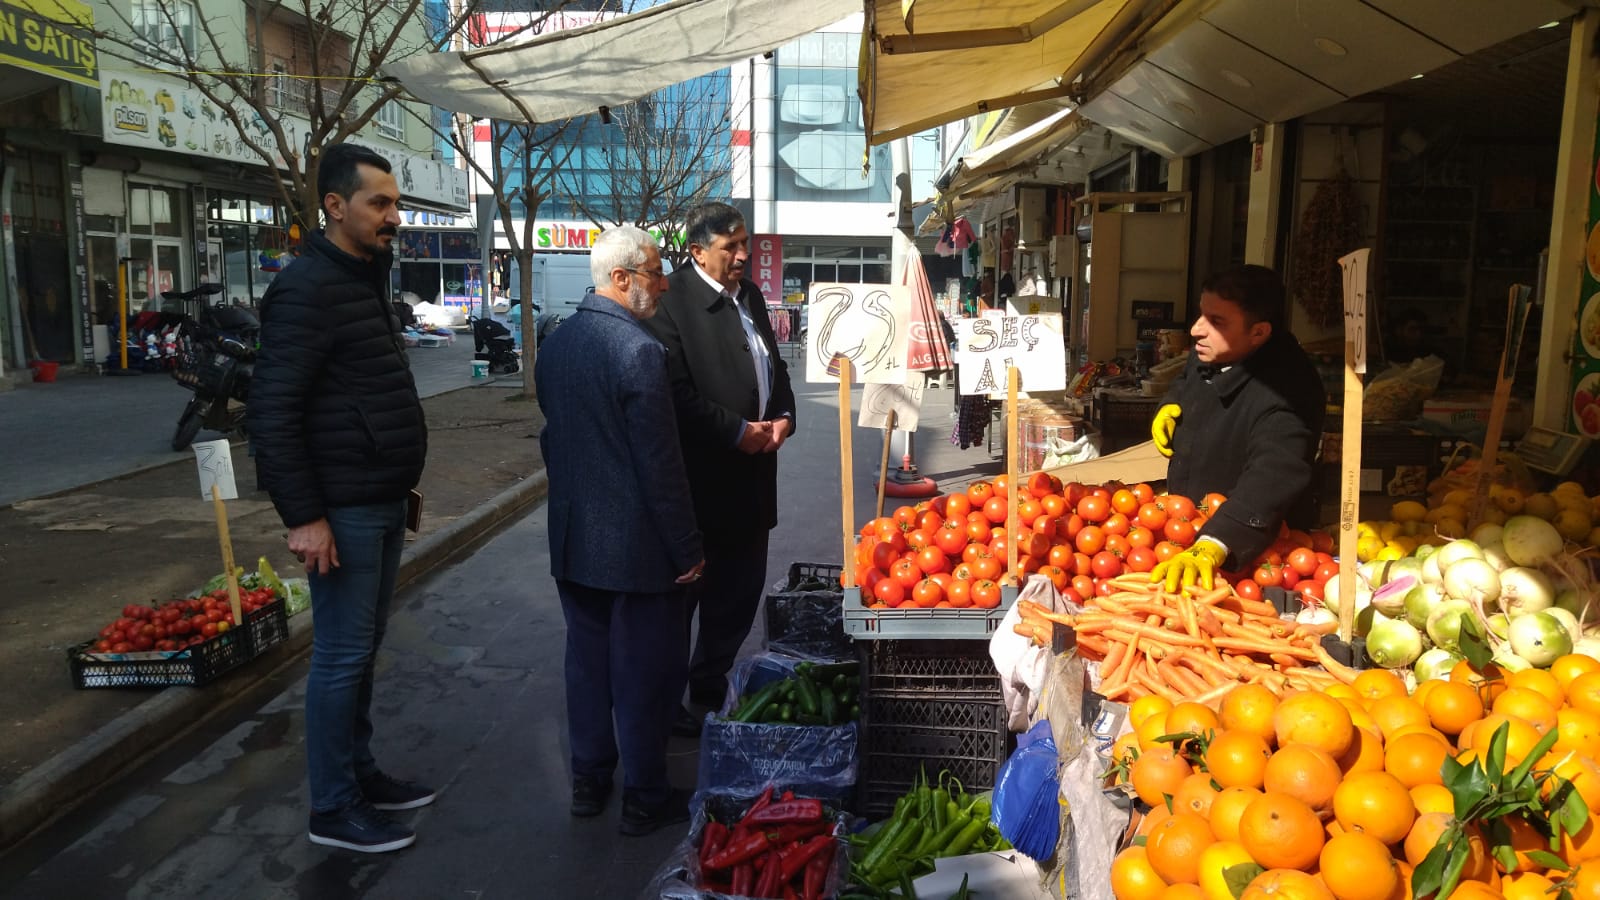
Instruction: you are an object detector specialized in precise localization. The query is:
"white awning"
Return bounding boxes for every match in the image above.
[382,0,862,122]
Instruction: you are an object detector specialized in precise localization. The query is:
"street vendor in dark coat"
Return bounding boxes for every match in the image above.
[1149,265,1327,591]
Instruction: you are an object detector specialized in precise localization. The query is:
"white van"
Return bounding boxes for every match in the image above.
[503,253,595,320]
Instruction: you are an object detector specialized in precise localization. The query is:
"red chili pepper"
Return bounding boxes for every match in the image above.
[740,785,776,825]
[764,821,829,845]
[754,848,783,898]
[699,821,729,869]
[781,790,795,802]
[704,829,774,870]
[731,861,755,896]
[782,885,800,900]
[803,844,832,900]
[778,834,835,882]
[747,799,824,825]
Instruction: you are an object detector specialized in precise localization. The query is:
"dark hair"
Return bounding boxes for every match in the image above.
[685,202,745,248]
[317,143,391,213]
[1200,264,1286,329]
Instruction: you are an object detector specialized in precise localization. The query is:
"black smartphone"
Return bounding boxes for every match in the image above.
[406,489,424,533]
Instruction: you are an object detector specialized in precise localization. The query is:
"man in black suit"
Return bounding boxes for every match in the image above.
[642,203,797,735]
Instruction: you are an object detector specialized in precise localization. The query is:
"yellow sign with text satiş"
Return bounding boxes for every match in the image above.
[0,0,96,88]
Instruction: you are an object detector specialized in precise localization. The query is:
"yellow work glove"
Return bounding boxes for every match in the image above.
[1151,403,1181,458]
[1150,540,1227,593]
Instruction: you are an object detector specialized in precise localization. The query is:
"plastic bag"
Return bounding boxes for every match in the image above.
[763,567,851,660]
[992,720,1061,860]
[700,653,859,803]
[643,788,851,900]
[283,578,312,617]
[1427,442,1537,506]
[1363,355,1444,421]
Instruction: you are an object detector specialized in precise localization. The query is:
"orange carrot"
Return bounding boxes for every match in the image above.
[1311,643,1360,684]
[1103,625,1209,648]
[1212,636,1318,660]
[1270,652,1303,670]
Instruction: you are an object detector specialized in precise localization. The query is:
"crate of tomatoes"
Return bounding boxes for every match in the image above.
[67,586,290,689]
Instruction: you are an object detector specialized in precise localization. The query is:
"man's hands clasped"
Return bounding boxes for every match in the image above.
[737,418,792,455]
[1151,403,1181,458]
[1149,540,1227,593]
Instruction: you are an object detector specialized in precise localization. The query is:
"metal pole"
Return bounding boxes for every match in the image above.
[118,259,129,370]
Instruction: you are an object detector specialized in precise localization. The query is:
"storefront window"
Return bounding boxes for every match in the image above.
[207,189,289,306]
[779,242,892,291]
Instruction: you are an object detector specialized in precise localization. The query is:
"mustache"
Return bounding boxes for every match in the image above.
[378,227,398,236]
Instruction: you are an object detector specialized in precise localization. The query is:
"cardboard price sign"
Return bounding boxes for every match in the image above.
[953,314,1065,397]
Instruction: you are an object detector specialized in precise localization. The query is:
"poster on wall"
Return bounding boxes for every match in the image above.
[1572,120,1600,437]
[953,314,1066,398]
[804,282,910,384]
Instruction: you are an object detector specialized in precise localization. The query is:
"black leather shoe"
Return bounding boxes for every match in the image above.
[619,787,692,837]
[671,706,702,739]
[571,776,612,818]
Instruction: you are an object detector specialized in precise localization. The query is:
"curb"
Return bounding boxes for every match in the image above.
[0,470,550,851]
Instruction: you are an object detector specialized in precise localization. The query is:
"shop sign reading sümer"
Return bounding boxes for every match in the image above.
[97,67,469,210]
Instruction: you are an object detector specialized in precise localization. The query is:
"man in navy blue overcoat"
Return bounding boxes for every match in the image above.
[535,226,705,837]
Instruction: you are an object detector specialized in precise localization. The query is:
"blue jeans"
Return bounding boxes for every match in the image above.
[557,580,688,805]
[305,501,407,813]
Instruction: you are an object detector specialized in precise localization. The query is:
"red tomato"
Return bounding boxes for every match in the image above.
[891,558,921,588]
[916,546,950,575]
[873,577,906,607]
[912,578,945,608]
[964,516,991,543]
[1111,489,1139,516]
[1041,494,1068,518]
[971,580,1002,609]
[906,529,935,552]
[1234,578,1263,602]
[1027,471,1060,498]
[1104,533,1131,559]
[967,481,995,507]
[916,510,945,533]
[1281,569,1302,589]
[1047,544,1074,569]
[945,493,972,521]
[1065,482,1089,506]
[1126,525,1155,550]
[988,536,1009,565]
[893,505,918,528]
[1314,562,1340,585]
[1314,551,1336,567]
[1297,581,1324,604]
[982,496,1009,525]
[1021,531,1050,560]
[1095,578,1116,597]
[1153,541,1183,563]
[1125,546,1156,573]
[1163,518,1198,546]
[1165,495,1197,521]
[870,540,899,572]
[934,522,969,556]
[1077,494,1109,523]
[1032,514,1059,536]
[1103,512,1131,537]
[1253,564,1284,588]
[962,543,988,565]
[1311,530,1335,555]
[1017,498,1043,524]
[1200,492,1229,514]
[992,475,1010,498]
[1132,483,1156,505]
[951,562,975,581]
[1037,565,1069,592]
[947,579,973,608]
[1072,552,1093,577]
[972,554,1002,582]
[1075,525,1106,555]
[1071,574,1095,599]
[1091,551,1123,579]
[1286,547,1319,578]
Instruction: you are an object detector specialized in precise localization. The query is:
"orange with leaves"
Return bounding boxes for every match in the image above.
[1132,744,1195,808]
[1205,730,1272,790]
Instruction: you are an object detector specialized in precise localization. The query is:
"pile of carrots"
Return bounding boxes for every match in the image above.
[1013,574,1359,702]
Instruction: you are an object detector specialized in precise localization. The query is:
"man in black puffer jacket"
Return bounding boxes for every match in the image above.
[249,143,431,855]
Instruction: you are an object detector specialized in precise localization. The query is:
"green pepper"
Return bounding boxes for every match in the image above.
[732,681,784,722]
[942,818,986,857]
[897,867,919,900]
[930,787,950,833]
[858,815,909,876]
[947,873,970,900]
[914,808,967,858]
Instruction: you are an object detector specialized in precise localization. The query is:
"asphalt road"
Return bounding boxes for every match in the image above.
[0,373,988,898]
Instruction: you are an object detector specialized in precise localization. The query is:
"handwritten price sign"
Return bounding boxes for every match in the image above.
[953,313,1066,397]
[1339,248,1371,375]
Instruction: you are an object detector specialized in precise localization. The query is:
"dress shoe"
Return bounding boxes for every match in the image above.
[571,776,613,817]
[619,787,692,837]
[671,706,702,739]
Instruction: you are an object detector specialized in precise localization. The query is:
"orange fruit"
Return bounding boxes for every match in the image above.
[1197,841,1257,900]
[1559,816,1600,865]
[1274,691,1356,758]
[1139,712,1175,749]
[1160,885,1207,900]
[1571,863,1600,900]
[1133,695,1178,729]
[1263,743,1343,815]
[1326,685,1362,705]
[1506,667,1565,708]
[1221,684,1282,745]
[1239,792,1325,871]
[1412,678,1443,710]
[1240,868,1336,900]
[1333,770,1417,845]
[1443,883,1504,900]
[1209,786,1263,843]
[1111,733,1143,780]
[1468,714,1543,770]
[1148,810,1218,885]
[1404,813,1490,880]
[1568,670,1600,717]
[1553,707,1600,760]
[1368,696,1431,741]
[1545,753,1600,813]
[1132,745,1195,808]
[1423,680,1486,736]
[1409,783,1455,816]
[1336,726,1385,776]
[1452,659,1508,706]
[1168,701,1223,740]
[1550,653,1600,693]
[1352,669,1408,704]
[1501,872,1556,900]
[1173,772,1223,819]
[1139,802,1175,837]
[1385,731,1451,788]
[1206,730,1272,789]
[1112,844,1170,900]
[1457,718,1483,754]
[1496,815,1545,874]
[1320,832,1401,900]
[1491,687,1558,734]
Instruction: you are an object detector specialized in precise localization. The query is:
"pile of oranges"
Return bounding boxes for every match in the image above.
[1108,653,1600,900]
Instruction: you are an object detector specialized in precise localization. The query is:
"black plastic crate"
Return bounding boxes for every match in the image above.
[860,638,1002,700]
[1095,396,1161,454]
[763,562,850,658]
[68,599,289,689]
[857,694,1011,820]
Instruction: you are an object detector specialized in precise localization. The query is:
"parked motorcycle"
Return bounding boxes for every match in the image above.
[169,283,259,451]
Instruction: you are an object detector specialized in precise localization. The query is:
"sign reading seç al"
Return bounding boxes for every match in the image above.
[97,67,469,210]
[0,0,96,88]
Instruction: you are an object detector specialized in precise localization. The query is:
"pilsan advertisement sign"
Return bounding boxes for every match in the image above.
[98,67,469,210]
[0,0,97,88]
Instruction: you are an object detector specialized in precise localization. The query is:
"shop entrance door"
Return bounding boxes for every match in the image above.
[127,238,186,312]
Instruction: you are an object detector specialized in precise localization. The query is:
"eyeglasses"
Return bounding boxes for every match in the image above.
[622,267,666,280]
